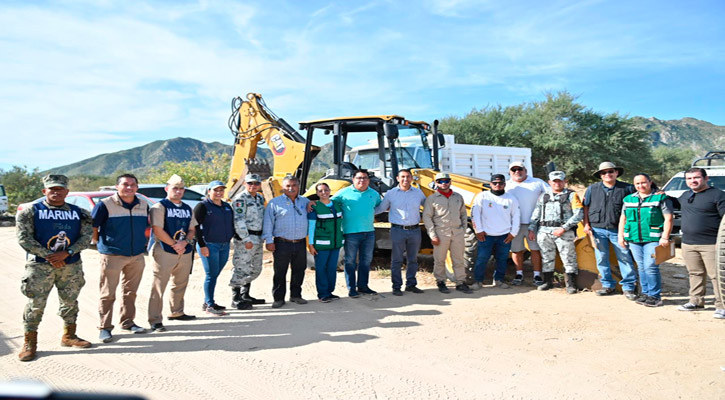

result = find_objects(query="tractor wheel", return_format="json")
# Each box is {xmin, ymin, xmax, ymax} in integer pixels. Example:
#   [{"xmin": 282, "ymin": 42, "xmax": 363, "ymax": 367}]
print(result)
[
  {"xmin": 717, "ymin": 216, "xmax": 725, "ymax": 299},
  {"xmin": 464, "ymin": 225, "xmax": 478, "ymax": 284}
]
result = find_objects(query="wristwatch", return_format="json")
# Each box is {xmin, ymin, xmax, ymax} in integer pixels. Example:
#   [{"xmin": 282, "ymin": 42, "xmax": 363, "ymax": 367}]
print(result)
[
  {"xmin": 186, "ymin": 238, "xmax": 196, "ymax": 246},
  {"xmin": 67, "ymin": 249, "xmax": 75, "ymax": 256}
]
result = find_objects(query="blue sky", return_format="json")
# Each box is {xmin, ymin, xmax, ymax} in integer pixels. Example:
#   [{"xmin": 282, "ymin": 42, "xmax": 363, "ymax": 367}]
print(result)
[{"xmin": 1, "ymin": 0, "xmax": 723, "ymax": 171}]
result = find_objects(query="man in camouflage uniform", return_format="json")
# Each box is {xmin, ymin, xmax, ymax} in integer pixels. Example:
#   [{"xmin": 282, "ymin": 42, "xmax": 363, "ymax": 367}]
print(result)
[
  {"xmin": 16, "ymin": 175, "xmax": 93, "ymax": 361},
  {"xmin": 528, "ymin": 171, "xmax": 584, "ymax": 294},
  {"xmin": 229, "ymin": 174, "xmax": 266, "ymax": 309}
]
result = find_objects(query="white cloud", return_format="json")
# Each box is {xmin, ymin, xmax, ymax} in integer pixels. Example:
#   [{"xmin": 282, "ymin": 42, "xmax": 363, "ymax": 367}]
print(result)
[{"xmin": 0, "ymin": 1, "xmax": 723, "ymax": 170}]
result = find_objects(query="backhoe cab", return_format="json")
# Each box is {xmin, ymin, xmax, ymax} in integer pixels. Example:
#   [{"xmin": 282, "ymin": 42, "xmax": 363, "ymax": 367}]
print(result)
[{"xmin": 298, "ymin": 116, "xmax": 445, "ymax": 198}]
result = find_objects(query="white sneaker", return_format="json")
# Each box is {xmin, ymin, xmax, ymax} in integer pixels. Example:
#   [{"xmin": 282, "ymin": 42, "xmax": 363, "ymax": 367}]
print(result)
[
  {"xmin": 470, "ymin": 282, "xmax": 483, "ymax": 291},
  {"xmin": 714, "ymin": 309, "xmax": 725, "ymax": 319},
  {"xmin": 494, "ymin": 280, "xmax": 510, "ymax": 289}
]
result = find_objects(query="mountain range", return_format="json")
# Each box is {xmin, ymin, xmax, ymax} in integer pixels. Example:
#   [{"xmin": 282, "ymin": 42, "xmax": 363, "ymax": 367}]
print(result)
[
  {"xmin": 635, "ymin": 116, "xmax": 725, "ymax": 152},
  {"xmin": 51, "ymin": 137, "xmax": 338, "ymax": 176},
  {"xmin": 51, "ymin": 117, "xmax": 723, "ymax": 177}
]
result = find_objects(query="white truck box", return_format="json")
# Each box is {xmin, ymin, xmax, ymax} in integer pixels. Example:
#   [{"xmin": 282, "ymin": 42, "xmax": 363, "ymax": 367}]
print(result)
[
  {"xmin": 439, "ymin": 135, "xmax": 532, "ymax": 179},
  {"xmin": 346, "ymin": 134, "xmax": 532, "ymax": 183}
]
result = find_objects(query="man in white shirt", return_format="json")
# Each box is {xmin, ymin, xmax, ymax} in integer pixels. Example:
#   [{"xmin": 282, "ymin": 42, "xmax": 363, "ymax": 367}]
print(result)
[
  {"xmin": 506, "ymin": 161, "xmax": 549, "ymax": 286},
  {"xmin": 471, "ymin": 174, "xmax": 520, "ymax": 290}
]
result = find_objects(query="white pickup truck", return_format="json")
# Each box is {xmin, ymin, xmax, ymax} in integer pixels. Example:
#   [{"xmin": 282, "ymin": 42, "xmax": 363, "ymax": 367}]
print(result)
[
  {"xmin": 663, "ymin": 151, "xmax": 725, "ymax": 239},
  {"xmin": 0, "ymin": 184, "xmax": 7, "ymax": 214},
  {"xmin": 346, "ymin": 134, "xmax": 531, "ymax": 182}
]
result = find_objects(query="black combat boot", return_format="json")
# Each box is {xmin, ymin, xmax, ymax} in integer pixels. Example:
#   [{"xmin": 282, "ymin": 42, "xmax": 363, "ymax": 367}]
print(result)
[
  {"xmin": 231, "ymin": 287, "xmax": 252, "ymax": 310},
  {"xmin": 241, "ymin": 283, "xmax": 266, "ymax": 305},
  {"xmin": 566, "ymin": 272, "xmax": 578, "ymax": 294},
  {"xmin": 537, "ymin": 272, "xmax": 555, "ymax": 291}
]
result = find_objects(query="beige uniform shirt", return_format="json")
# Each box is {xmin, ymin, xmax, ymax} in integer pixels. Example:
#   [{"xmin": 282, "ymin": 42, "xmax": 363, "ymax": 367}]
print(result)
[{"xmin": 422, "ymin": 191, "xmax": 467, "ymax": 240}]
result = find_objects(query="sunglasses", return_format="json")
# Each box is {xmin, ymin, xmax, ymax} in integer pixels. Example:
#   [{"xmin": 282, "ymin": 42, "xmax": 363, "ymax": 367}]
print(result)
[
  {"xmin": 491, "ymin": 181, "xmax": 505, "ymax": 186},
  {"xmin": 246, "ymin": 182, "xmax": 261, "ymax": 185},
  {"xmin": 687, "ymin": 192, "xmax": 696, "ymax": 204},
  {"xmin": 436, "ymin": 179, "xmax": 451, "ymax": 184},
  {"xmin": 510, "ymin": 167, "xmax": 524, "ymax": 172},
  {"xmin": 599, "ymin": 169, "xmax": 616, "ymax": 176}
]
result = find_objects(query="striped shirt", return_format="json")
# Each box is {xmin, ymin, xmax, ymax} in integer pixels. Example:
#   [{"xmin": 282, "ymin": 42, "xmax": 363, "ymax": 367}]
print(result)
[{"xmin": 262, "ymin": 194, "xmax": 310, "ymax": 243}]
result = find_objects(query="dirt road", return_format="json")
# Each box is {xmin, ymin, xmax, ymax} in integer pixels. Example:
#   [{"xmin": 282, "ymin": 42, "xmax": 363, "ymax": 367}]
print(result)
[{"xmin": 0, "ymin": 226, "xmax": 723, "ymax": 399}]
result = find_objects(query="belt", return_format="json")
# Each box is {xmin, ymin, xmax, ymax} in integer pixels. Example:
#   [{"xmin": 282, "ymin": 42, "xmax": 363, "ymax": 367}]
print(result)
[
  {"xmin": 248, "ymin": 229, "xmax": 262, "ymax": 236},
  {"xmin": 392, "ymin": 223, "xmax": 420, "ymax": 230},
  {"xmin": 540, "ymin": 221, "xmax": 564, "ymax": 227},
  {"xmin": 274, "ymin": 237, "xmax": 305, "ymax": 243}
]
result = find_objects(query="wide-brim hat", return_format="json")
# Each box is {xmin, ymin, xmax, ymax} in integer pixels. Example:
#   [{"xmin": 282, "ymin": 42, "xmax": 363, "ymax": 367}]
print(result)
[{"xmin": 593, "ymin": 162, "xmax": 624, "ymax": 178}]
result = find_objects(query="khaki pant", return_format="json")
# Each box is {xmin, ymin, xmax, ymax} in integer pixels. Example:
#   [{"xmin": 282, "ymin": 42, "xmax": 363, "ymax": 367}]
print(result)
[
  {"xmin": 433, "ymin": 227, "xmax": 466, "ymax": 284},
  {"xmin": 148, "ymin": 244, "xmax": 193, "ymax": 325},
  {"xmin": 682, "ymin": 243, "xmax": 724, "ymax": 309},
  {"xmin": 98, "ymin": 254, "xmax": 145, "ymax": 330}
]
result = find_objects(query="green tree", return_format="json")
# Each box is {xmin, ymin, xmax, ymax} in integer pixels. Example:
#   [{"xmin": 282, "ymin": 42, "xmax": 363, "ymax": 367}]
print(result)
[
  {"xmin": 68, "ymin": 175, "xmax": 116, "ymax": 192},
  {"xmin": 142, "ymin": 152, "xmax": 231, "ymax": 186},
  {"xmin": 439, "ymin": 92, "xmax": 656, "ymax": 184},
  {"xmin": 651, "ymin": 146, "xmax": 696, "ymax": 185},
  {"xmin": 0, "ymin": 166, "xmax": 45, "ymax": 212}
]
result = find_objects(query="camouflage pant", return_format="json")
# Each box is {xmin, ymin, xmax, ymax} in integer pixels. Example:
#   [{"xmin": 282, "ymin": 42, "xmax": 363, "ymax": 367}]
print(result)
[
  {"xmin": 229, "ymin": 238, "xmax": 263, "ymax": 287},
  {"xmin": 21, "ymin": 261, "xmax": 86, "ymax": 332},
  {"xmin": 537, "ymin": 229, "xmax": 578, "ymax": 273}
]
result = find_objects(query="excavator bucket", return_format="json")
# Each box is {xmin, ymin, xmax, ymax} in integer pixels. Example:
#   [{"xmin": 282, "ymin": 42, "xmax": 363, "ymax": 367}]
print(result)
[{"xmin": 555, "ymin": 225, "xmax": 624, "ymax": 291}]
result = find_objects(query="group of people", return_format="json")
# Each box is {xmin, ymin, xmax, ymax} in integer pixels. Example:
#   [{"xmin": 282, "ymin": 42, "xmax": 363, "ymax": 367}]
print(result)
[{"xmin": 15, "ymin": 159, "xmax": 725, "ymax": 362}]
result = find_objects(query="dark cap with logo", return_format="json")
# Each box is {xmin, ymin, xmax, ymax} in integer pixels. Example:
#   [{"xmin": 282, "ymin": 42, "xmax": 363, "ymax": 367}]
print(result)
[{"xmin": 490, "ymin": 174, "xmax": 506, "ymax": 183}]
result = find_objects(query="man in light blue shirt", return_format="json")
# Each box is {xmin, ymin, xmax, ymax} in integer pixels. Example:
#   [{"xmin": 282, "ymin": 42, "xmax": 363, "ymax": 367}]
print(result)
[
  {"xmin": 332, "ymin": 169, "xmax": 381, "ymax": 297},
  {"xmin": 263, "ymin": 176, "xmax": 310, "ymax": 309},
  {"xmin": 375, "ymin": 169, "xmax": 426, "ymax": 296}
]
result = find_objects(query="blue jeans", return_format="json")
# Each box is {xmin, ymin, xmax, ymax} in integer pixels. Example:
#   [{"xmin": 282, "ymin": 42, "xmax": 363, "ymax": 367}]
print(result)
[
  {"xmin": 390, "ymin": 226, "xmax": 422, "ymax": 290},
  {"xmin": 343, "ymin": 231, "xmax": 375, "ymax": 291},
  {"xmin": 474, "ymin": 234, "xmax": 511, "ymax": 282},
  {"xmin": 315, "ymin": 248, "xmax": 340, "ymax": 299},
  {"xmin": 197, "ymin": 242, "xmax": 230, "ymax": 306},
  {"xmin": 591, "ymin": 227, "xmax": 636, "ymax": 291},
  {"xmin": 629, "ymin": 242, "xmax": 661, "ymax": 299}
]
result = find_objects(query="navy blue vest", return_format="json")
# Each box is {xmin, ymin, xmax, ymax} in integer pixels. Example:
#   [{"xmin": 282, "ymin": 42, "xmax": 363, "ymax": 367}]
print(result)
[
  {"xmin": 160, "ymin": 199, "xmax": 193, "ymax": 254},
  {"xmin": 33, "ymin": 202, "xmax": 82, "ymax": 263},
  {"xmin": 586, "ymin": 181, "xmax": 634, "ymax": 229},
  {"xmin": 200, "ymin": 198, "xmax": 234, "ymax": 243}
]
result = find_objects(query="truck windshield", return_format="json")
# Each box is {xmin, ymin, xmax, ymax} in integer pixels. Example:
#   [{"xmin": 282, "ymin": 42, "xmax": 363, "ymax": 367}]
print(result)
[
  {"xmin": 664, "ymin": 176, "xmax": 725, "ymax": 191},
  {"xmin": 349, "ymin": 124, "xmax": 434, "ymax": 171},
  {"xmin": 393, "ymin": 125, "xmax": 433, "ymax": 169}
]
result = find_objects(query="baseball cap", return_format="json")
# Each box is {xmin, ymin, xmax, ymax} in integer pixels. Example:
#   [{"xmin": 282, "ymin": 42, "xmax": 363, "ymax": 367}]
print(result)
[
  {"xmin": 166, "ymin": 174, "xmax": 185, "ymax": 188},
  {"xmin": 490, "ymin": 174, "xmax": 506, "ymax": 182},
  {"xmin": 549, "ymin": 171, "xmax": 566, "ymax": 181},
  {"xmin": 42, "ymin": 174, "xmax": 68, "ymax": 189},
  {"xmin": 434, "ymin": 172, "xmax": 451, "ymax": 181},
  {"xmin": 509, "ymin": 161, "xmax": 525, "ymax": 170},
  {"xmin": 207, "ymin": 180, "xmax": 226, "ymax": 191},
  {"xmin": 245, "ymin": 173, "xmax": 261, "ymax": 183}
]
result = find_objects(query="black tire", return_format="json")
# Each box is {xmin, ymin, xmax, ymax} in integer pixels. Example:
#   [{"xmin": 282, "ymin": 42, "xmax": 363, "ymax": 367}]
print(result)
[
  {"xmin": 717, "ymin": 215, "xmax": 725, "ymax": 296},
  {"xmin": 464, "ymin": 225, "xmax": 478, "ymax": 284}
]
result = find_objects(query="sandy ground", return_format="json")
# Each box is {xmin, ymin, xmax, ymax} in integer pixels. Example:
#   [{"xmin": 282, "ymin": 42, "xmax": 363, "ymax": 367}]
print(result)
[{"xmin": 0, "ymin": 226, "xmax": 723, "ymax": 400}]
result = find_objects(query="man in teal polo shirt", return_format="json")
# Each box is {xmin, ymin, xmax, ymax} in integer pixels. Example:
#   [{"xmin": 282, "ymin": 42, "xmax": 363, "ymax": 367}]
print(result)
[{"xmin": 332, "ymin": 169, "xmax": 381, "ymax": 298}]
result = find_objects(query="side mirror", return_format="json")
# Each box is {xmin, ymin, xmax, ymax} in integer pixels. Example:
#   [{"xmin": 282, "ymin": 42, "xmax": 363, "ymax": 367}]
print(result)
[
  {"xmin": 383, "ymin": 123, "xmax": 399, "ymax": 140},
  {"xmin": 544, "ymin": 161, "xmax": 556, "ymax": 174},
  {"xmin": 437, "ymin": 133, "xmax": 445, "ymax": 147}
]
